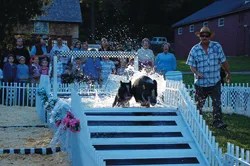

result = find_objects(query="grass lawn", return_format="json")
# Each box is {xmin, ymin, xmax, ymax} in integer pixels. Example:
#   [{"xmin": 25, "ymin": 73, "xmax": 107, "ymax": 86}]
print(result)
[
  {"xmin": 177, "ymin": 56, "xmax": 250, "ymax": 72},
  {"xmin": 203, "ymin": 113, "xmax": 250, "ymax": 152},
  {"xmin": 183, "ymin": 74, "xmax": 250, "ymax": 85}
]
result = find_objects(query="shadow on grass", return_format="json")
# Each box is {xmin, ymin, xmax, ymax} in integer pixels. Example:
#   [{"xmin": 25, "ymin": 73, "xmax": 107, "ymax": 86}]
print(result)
[{"xmin": 203, "ymin": 112, "xmax": 250, "ymax": 153}]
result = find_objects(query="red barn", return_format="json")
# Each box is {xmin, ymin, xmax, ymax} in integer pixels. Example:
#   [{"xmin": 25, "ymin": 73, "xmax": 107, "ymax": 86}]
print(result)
[{"xmin": 172, "ymin": 0, "xmax": 250, "ymax": 58}]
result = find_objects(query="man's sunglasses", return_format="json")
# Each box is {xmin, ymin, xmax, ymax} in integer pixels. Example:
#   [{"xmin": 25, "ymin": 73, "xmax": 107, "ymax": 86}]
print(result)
[{"xmin": 200, "ymin": 34, "xmax": 210, "ymax": 38}]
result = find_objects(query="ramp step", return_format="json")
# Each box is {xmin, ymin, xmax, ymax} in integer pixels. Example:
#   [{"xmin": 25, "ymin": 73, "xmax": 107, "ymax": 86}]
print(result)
[
  {"xmin": 91, "ymin": 132, "xmax": 183, "ymax": 138},
  {"xmin": 98, "ymin": 149, "xmax": 200, "ymax": 159},
  {"xmin": 94, "ymin": 143, "xmax": 191, "ymax": 150},
  {"xmin": 86, "ymin": 116, "xmax": 181, "ymax": 121},
  {"xmin": 105, "ymin": 157, "xmax": 199, "ymax": 165},
  {"xmin": 89, "ymin": 126, "xmax": 185, "ymax": 133},
  {"xmin": 92, "ymin": 137, "xmax": 193, "ymax": 145},
  {"xmin": 85, "ymin": 112, "xmax": 177, "ymax": 116},
  {"xmin": 88, "ymin": 120, "xmax": 176, "ymax": 126}
]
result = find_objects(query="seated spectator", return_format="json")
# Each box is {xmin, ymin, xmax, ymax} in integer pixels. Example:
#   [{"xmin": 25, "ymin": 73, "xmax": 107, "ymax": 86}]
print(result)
[
  {"xmin": 84, "ymin": 57, "xmax": 101, "ymax": 84},
  {"xmin": 29, "ymin": 56, "xmax": 41, "ymax": 83},
  {"xmin": 155, "ymin": 42, "xmax": 176, "ymax": 77},
  {"xmin": 16, "ymin": 56, "xmax": 29, "ymax": 83},
  {"xmin": 100, "ymin": 57, "xmax": 116, "ymax": 86},
  {"xmin": 3, "ymin": 54, "xmax": 17, "ymax": 83}
]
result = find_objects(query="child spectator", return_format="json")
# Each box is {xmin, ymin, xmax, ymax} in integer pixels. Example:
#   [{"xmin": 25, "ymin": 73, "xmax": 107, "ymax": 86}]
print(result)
[
  {"xmin": 61, "ymin": 65, "xmax": 74, "ymax": 84},
  {"xmin": 100, "ymin": 57, "xmax": 116, "ymax": 86},
  {"xmin": 29, "ymin": 56, "xmax": 41, "ymax": 83},
  {"xmin": 40, "ymin": 58, "xmax": 49, "ymax": 75},
  {"xmin": 3, "ymin": 54, "xmax": 17, "ymax": 83},
  {"xmin": 117, "ymin": 58, "xmax": 128, "ymax": 75},
  {"xmin": 72, "ymin": 57, "xmax": 84, "ymax": 82},
  {"xmin": 16, "ymin": 56, "xmax": 29, "ymax": 83}
]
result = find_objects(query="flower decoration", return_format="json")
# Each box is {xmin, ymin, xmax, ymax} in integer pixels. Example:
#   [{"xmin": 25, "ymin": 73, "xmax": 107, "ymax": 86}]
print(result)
[
  {"xmin": 45, "ymin": 98, "xmax": 58, "ymax": 111},
  {"xmin": 37, "ymin": 88, "xmax": 49, "ymax": 105},
  {"xmin": 62, "ymin": 111, "xmax": 81, "ymax": 132},
  {"xmin": 38, "ymin": 87, "xmax": 80, "ymax": 133}
]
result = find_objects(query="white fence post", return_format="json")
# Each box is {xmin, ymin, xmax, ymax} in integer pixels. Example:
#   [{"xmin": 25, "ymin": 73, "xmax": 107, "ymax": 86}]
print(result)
[{"xmin": 53, "ymin": 55, "xmax": 58, "ymax": 98}]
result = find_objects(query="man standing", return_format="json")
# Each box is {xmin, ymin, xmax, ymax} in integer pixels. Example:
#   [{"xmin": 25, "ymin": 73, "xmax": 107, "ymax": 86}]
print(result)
[
  {"xmin": 186, "ymin": 26, "xmax": 231, "ymax": 129},
  {"xmin": 12, "ymin": 37, "xmax": 30, "ymax": 65}
]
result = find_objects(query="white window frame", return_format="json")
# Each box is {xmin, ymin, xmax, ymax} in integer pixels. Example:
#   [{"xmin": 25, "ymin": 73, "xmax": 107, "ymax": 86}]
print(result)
[
  {"xmin": 218, "ymin": 18, "xmax": 224, "ymax": 27},
  {"xmin": 189, "ymin": 25, "xmax": 194, "ymax": 32},
  {"xmin": 203, "ymin": 21, "xmax": 208, "ymax": 27},
  {"xmin": 178, "ymin": 27, "xmax": 183, "ymax": 35}
]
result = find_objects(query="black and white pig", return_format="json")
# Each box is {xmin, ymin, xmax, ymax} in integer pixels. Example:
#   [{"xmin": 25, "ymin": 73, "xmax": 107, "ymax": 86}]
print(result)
[
  {"xmin": 112, "ymin": 81, "xmax": 133, "ymax": 107},
  {"xmin": 131, "ymin": 76, "xmax": 157, "ymax": 107}
]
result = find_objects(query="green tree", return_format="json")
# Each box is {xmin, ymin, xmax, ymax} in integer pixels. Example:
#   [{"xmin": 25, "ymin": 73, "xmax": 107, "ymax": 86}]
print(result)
[
  {"xmin": 0, "ymin": 0, "xmax": 50, "ymax": 48},
  {"xmin": 80, "ymin": 0, "xmax": 214, "ymax": 43}
]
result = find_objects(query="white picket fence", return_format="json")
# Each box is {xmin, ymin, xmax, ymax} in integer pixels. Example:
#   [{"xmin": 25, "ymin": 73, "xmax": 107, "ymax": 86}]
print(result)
[
  {"xmin": 225, "ymin": 143, "xmax": 250, "ymax": 166},
  {"xmin": 164, "ymin": 81, "xmax": 223, "ymax": 165},
  {"xmin": 186, "ymin": 83, "xmax": 250, "ymax": 117},
  {"xmin": 164, "ymin": 81, "xmax": 250, "ymax": 166},
  {"xmin": 1, "ymin": 82, "xmax": 249, "ymax": 114},
  {"xmin": 0, "ymin": 82, "xmax": 38, "ymax": 107}
]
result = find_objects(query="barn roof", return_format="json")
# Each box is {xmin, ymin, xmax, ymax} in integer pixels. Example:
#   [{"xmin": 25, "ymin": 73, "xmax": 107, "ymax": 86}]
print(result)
[
  {"xmin": 172, "ymin": 0, "xmax": 250, "ymax": 28},
  {"xmin": 35, "ymin": 0, "xmax": 82, "ymax": 23}
]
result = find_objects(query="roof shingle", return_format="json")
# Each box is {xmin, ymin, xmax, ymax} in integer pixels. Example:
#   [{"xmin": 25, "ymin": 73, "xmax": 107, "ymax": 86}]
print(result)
[
  {"xmin": 172, "ymin": 0, "xmax": 249, "ymax": 27},
  {"xmin": 36, "ymin": 0, "xmax": 82, "ymax": 23}
]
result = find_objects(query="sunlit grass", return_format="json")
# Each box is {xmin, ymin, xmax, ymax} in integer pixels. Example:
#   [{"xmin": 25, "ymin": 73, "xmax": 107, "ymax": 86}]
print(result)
[
  {"xmin": 183, "ymin": 74, "xmax": 250, "ymax": 85},
  {"xmin": 177, "ymin": 56, "xmax": 250, "ymax": 72},
  {"xmin": 203, "ymin": 113, "xmax": 250, "ymax": 152}
]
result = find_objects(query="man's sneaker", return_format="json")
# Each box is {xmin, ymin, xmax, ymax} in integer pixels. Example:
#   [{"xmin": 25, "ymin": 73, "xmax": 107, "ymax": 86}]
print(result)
[{"xmin": 213, "ymin": 121, "xmax": 228, "ymax": 129}]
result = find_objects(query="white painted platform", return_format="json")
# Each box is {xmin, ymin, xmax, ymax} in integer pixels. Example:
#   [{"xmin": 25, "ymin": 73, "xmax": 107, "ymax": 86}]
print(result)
[{"xmin": 84, "ymin": 107, "xmax": 208, "ymax": 166}]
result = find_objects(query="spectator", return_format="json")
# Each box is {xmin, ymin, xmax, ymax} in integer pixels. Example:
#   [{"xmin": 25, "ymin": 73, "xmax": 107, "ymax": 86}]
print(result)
[
  {"xmin": 29, "ymin": 56, "xmax": 41, "ymax": 83},
  {"xmin": 186, "ymin": 26, "xmax": 231, "ymax": 129},
  {"xmin": 50, "ymin": 37, "xmax": 70, "ymax": 71},
  {"xmin": 40, "ymin": 58, "xmax": 49, "ymax": 75},
  {"xmin": 30, "ymin": 36, "xmax": 49, "ymax": 63},
  {"xmin": 12, "ymin": 37, "xmax": 30, "ymax": 65},
  {"xmin": 81, "ymin": 41, "xmax": 89, "ymax": 51},
  {"xmin": 99, "ymin": 38, "xmax": 119, "ymax": 69},
  {"xmin": 3, "ymin": 54, "xmax": 17, "ymax": 83},
  {"xmin": 137, "ymin": 38, "xmax": 154, "ymax": 71},
  {"xmin": 61, "ymin": 65, "xmax": 74, "ymax": 84},
  {"xmin": 155, "ymin": 42, "xmax": 176, "ymax": 78},
  {"xmin": 99, "ymin": 38, "xmax": 112, "ymax": 51},
  {"xmin": 117, "ymin": 58, "xmax": 128, "ymax": 75},
  {"xmin": 84, "ymin": 56, "xmax": 101, "ymax": 84},
  {"xmin": 100, "ymin": 56, "xmax": 116, "ymax": 86},
  {"xmin": 72, "ymin": 57, "xmax": 84, "ymax": 82},
  {"xmin": 16, "ymin": 56, "xmax": 29, "ymax": 83},
  {"xmin": 72, "ymin": 41, "xmax": 82, "ymax": 51}
]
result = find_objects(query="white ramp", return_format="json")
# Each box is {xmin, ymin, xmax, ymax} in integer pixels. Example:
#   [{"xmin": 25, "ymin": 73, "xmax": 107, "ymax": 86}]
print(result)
[{"xmin": 84, "ymin": 107, "xmax": 208, "ymax": 166}]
